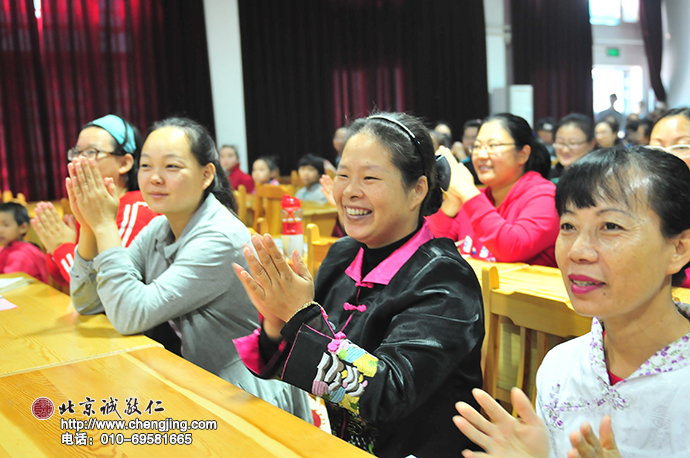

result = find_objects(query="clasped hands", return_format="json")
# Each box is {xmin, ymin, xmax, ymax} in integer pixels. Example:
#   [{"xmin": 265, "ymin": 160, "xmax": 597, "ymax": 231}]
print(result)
[
  {"xmin": 454, "ymin": 388, "xmax": 620, "ymax": 458},
  {"xmin": 233, "ymin": 234, "xmax": 314, "ymax": 340},
  {"xmin": 65, "ymin": 157, "xmax": 120, "ymax": 235},
  {"xmin": 31, "ymin": 202, "xmax": 77, "ymax": 254}
]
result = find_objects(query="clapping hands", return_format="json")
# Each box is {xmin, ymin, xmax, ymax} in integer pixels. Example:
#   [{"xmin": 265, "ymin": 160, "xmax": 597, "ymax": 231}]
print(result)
[
  {"xmin": 453, "ymin": 388, "xmax": 620, "ymax": 458},
  {"xmin": 233, "ymin": 234, "xmax": 315, "ymax": 339}
]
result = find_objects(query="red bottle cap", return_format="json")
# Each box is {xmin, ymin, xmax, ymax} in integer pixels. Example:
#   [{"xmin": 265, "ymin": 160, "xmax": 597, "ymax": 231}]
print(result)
[
  {"xmin": 281, "ymin": 194, "xmax": 303, "ymax": 235},
  {"xmin": 281, "ymin": 194, "xmax": 302, "ymax": 210}
]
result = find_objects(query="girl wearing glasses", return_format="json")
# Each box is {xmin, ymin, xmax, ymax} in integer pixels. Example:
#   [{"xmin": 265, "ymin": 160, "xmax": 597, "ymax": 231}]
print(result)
[
  {"xmin": 549, "ymin": 113, "xmax": 597, "ymax": 182},
  {"xmin": 31, "ymin": 115, "xmax": 157, "ymax": 288},
  {"xmin": 429, "ymin": 113, "xmax": 559, "ymax": 266},
  {"xmin": 233, "ymin": 113, "xmax": 484, "ymax": 457}
]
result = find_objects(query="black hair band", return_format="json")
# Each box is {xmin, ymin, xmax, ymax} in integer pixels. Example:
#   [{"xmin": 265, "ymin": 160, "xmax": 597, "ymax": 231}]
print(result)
[{"xmin": 368, "ymin": 115, "xmax": 423, "ymax": 157}]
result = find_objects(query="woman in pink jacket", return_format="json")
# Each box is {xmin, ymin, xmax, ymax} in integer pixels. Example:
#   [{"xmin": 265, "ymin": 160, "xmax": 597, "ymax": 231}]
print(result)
[{"xmin": 429, "ymin": 113, "xmax": 559, "ymax": 266}]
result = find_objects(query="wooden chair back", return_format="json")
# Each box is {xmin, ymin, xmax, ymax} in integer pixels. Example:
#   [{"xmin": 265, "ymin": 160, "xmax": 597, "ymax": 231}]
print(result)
[
  {"xmin": 305, "ymin": 223, "xmax": 338, "ymax": 278},
  {"xmin": 252, "ymin": 184, "xmax": 295, "ymax": 236},
  {"xmin": 481, "ymin": 266, "xmax": 592, "ymax": 409},
  {"xmin": 234, "ymin": 185, "xmax": 249, "ymax": 225},
  {"xmin": 2, "ymin": 190, "xmax": 26, "ymax": 204},
  {"xmin": 253, "ymin": 217, "xmax": 268, "ymax": 235}
]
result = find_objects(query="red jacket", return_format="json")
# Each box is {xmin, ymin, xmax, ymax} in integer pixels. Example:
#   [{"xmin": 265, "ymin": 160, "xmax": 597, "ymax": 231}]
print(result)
[
  {"xmin": 46, "ymin": 190, "xmax": 157, "ymax": 286},
  {"xmin": 228, "ymin": 164, "xmax": 255, "ymax": 193},
  {"xmin": 0, "ymin": 240, "xmax": 48, "ymax": 283},
  {"xmin": 427, "ymin": 171, "xmax": 559, "ymax": 267}
]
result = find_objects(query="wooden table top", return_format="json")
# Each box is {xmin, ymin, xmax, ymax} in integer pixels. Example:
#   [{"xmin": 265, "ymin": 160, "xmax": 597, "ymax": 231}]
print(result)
[
  {"xmin": 0, "ymin": 273, "xmax": 160, "ymax": 378},
  {"xmin": 0, "ymin": 347, "xmax": 372, "ymax": 457}
]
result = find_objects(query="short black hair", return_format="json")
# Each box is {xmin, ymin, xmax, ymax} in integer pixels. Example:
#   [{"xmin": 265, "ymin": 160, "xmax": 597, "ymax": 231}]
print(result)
[
  {"xmin": 297, "ymin": 154, "xmax": 325, "ymax": 176},
  {"xmin": 557, "ymin": 113, "xmax": 595, "ymax": 142},
  {"xmin": 0, "ymin": 202, "xmax": 29, "ymax": 226},
  {"xmin": 254, "ymin": 156, "xmax": 280, "ymax": 173},
  {"xmin": 463, "ymin": 119, "xmax": 482, "ymax": 133},
  {"xmin": 429, "ymin": 130, "xmax": 452, "ymax": 149},
  {"xmin": 556, "ymin": 146, "xmax": 690, "ymax": 286}
]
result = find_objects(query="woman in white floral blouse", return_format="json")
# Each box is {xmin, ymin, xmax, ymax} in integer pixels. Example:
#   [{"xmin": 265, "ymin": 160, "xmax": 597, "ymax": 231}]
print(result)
[{"xmin": 454, "ymin": 146, "xmax": 690, "ymax": 458}]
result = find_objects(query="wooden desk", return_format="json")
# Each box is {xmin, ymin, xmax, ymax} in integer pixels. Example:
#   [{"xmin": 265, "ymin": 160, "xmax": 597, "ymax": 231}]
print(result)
[
  {"xmin": 464, "ymin": 258, "xmax": 527, "ymax": 280},
  {"xmin": 301, "ymin": 202, "xmax": 338, "ymax": 237},
  {"xmin": 0, "ymin": 273, "xmax": 159, "ymax": 377},
  {"xmin": 0, "ymin": 347, "xmax": 371, "ymax": 457}
]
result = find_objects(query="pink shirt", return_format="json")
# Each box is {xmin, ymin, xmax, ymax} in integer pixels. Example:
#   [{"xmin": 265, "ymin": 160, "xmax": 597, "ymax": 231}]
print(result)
[
  {"xmin": 428, "ymin": 171, "xmax": 559, "ymax": 266},
  {"xmin": 0, "ymin": 240, "xmax": 48, "ymax": 283}
]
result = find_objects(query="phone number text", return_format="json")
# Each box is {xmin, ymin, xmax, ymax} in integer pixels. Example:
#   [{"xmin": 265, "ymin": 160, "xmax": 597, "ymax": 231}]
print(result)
[{"xmin": 99, "ymin": 432, "xmax": 193, "ymax": 445}]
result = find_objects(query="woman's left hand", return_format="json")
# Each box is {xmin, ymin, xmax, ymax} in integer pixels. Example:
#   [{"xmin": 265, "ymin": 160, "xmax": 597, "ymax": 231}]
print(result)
[
  {"xmin": 567, "ymin": 417, "xmax": 620, "ymax": 458},
  {"xmin": 234, "ymin": 234, "xmax": 315, "ymax": 326},
  {"xmin": 66, "ymin": 157, "xmax": 120, "ymax": 232},
  {"xmin": 437, "ymin": 146, "xmax": 480, "ymax": 204}
]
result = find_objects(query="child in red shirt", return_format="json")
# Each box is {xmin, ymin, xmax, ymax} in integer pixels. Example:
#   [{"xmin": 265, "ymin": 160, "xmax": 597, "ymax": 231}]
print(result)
[
  {"xmin": 220, "ymin": 144, "xmax": 254, "ymax": 193},
  {"xmin": 0, "ymin": 202, "xmax": 48, "ymax": 283}
]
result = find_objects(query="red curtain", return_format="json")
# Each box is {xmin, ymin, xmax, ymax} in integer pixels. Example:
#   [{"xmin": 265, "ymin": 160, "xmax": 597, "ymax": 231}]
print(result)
[
  {"xmin": 238, "ymin": 0, "xmax": 488, "ymax": 171},
  {"xmin": 639, "ymin": 0, "xmax": 666, "ymax": 103},
  {"xmin": 0, "ymin": 0, "xmax": 214, "ymax": 201},
  {"xmin": 511, "ymin": 0, "xmax": 594, "ymax": 120}
]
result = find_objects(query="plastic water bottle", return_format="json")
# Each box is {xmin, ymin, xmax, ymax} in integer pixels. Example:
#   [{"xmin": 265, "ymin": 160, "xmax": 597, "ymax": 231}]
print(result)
[{"xmin": 281, "ymin": 194, "xmax": 304, "ymax": 258}]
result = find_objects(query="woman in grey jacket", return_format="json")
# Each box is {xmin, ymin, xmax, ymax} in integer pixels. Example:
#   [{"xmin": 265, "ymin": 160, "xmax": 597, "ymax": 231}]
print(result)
[{"xmin": 68, "ymin": 117, "xmax": 311, "ymax": 421}]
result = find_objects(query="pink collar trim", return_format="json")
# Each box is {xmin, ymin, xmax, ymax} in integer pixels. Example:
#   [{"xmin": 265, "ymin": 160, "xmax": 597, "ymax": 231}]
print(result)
[{"xmin": 344, "ymin": 221, "xmax": 434, "ymax": 287}]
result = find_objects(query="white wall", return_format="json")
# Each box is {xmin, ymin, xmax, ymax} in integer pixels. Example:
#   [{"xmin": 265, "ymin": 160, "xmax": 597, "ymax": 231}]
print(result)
[
  {"xmin": 662, "ymin": 0, "xmax": 690, "ymax": 107},
  {"xmin": 203, "ymin": 0, "xmax": 249, "ymax": 171},
  {"xmin": 591, "ymin": 23, "xmax": 649, "ymax": 114},
  {"xmin": 484, "ymin": 0, "xmax": 510, "ymax": 114}
]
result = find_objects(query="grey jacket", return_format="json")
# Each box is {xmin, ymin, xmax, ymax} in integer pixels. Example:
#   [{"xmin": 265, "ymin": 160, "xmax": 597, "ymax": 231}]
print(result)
[{"xmin": 71, "ymin": 194, "xmax": 311, "ymax": 421}]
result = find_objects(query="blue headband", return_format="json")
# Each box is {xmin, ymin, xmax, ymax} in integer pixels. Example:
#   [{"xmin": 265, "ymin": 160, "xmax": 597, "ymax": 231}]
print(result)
[{"xmin": 89, "ymin": 115, "xmax": 136, "ymax": 155}]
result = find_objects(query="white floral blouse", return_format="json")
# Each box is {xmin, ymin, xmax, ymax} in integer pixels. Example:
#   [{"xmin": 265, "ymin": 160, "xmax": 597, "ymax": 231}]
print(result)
[{"xmin": 536, "ymin": 302, "xmax": 690, "ymax": 458}]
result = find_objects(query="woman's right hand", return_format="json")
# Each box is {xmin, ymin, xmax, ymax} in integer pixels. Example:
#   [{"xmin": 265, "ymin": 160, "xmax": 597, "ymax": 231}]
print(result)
[
  {"xmin": 233, "ymin": 234, "xmax": 315, "ymax": 339},
  {"xmin": 319, "ymin": 174, "xmax": 336, "ymax": 207},
  {"xmin": 453, "ymin": 388, "xmax": 550, "ymax": 458},
  {"xmin": 30, "ymin": 202, "xmax": 77, "ymax": 253}
]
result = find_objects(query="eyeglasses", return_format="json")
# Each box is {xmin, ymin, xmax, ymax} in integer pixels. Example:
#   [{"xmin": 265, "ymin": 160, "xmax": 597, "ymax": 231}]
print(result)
[
  {"xmin": 67, "ymin": 147, "xmax": 116, "ymax": 161},
  {"xmin": 553, "ymin": 140, "xmax": 588, "ymax": 149},
  {"xmin": 647, "ymin": 144, "xmax": 690, "ymax": 155},
  {"xmin": 470, "ymin": 143, "xmax": 515, "ymax": 155}
]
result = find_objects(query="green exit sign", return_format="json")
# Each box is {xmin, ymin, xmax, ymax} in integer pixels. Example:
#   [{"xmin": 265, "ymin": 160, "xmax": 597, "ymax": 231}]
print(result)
[{"xmin": 607, "ymin": 47, "xmax": 620, "ymax": 57}]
